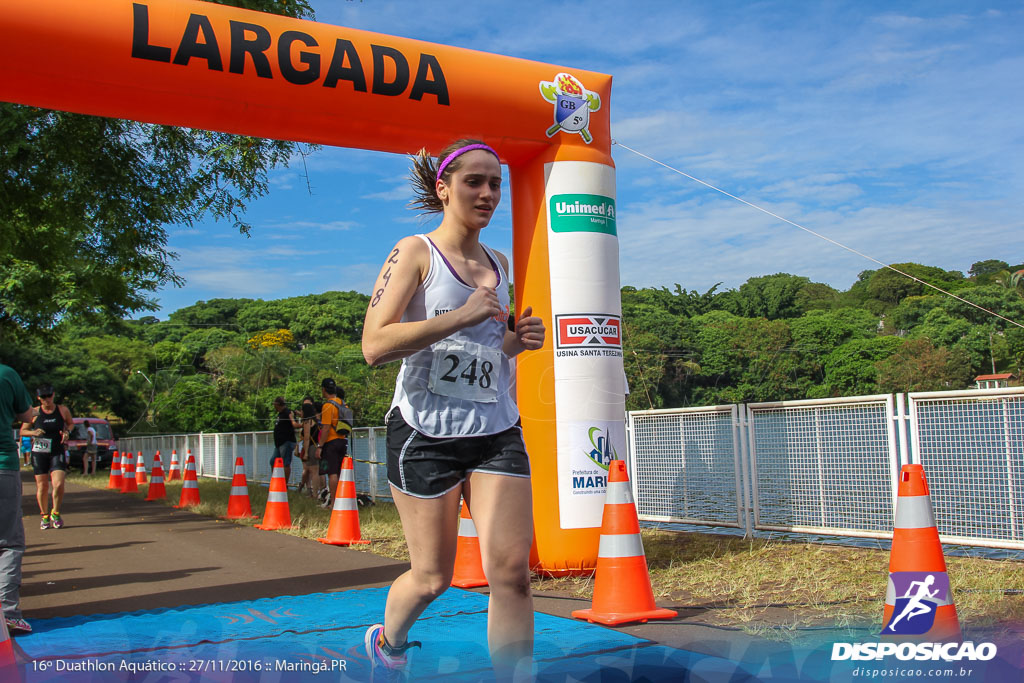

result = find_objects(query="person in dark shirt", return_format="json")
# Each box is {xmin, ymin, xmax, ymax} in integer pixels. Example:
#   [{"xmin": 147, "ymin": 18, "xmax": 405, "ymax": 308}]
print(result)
[
  {"xmin": 20, "ymin": 384, "xmax": 73, "ymax": 530},
  {"xmin": 271, "ymin": 397, "xmax": 300, "ymax": 484},
  {"xmin": 1, "ymin": 364, "xmax": 35, "ymax": 634}
]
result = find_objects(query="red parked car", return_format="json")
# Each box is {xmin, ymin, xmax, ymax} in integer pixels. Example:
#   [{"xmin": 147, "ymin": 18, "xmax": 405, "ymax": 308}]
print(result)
[{"xmin": 66, "ymin": 418, "xmax": 118, "ymax": 471}]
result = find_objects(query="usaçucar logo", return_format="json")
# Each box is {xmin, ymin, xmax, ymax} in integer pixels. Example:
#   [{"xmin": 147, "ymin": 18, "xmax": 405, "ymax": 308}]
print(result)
[
  {"xmin": 556, "ymin": 314, "xmax": 622, "ymax": 350},
  {"xmin": 585, "ymin": 427, "xmax": 617, "ymax": 469},
  {"xmin": 539, "ymin": 72, "xmax": 601, "ymax": 144}
]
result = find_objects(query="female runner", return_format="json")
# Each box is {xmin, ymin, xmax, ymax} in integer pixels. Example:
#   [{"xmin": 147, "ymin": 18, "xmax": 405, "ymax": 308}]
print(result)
[{"xmin": 361, "ymin": 138, "xmax": 544, "ymax": 680}]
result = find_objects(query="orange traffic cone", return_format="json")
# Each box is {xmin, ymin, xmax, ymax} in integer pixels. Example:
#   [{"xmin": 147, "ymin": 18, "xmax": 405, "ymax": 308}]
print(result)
[
  {"xmin": 106, "ymin": 450, "xmax": 122, "ymax": 489},
  {"xmin": 225, "ymin": 457, "xmax": 256, "ymax": 519},
  {"xmin": 451, "ymin": 499, "xmax": 487, "ymax": 587},
  {"xmin": 317, "ymin": 456, "xmax": 370, "ymax": 545},
  {"xmin": 0, "ymin": 608, "xmax": 19, "ymax": 683},
  {"xmin": 135, "ymin": 451, "xmax": 148, "ymax": 484},
  {"xmin": 120, "ymin": 453, "xmax": 139, "ymax": 494},
  {"xmin": 167, "ymin": 449, "xmax": 181, "ymax": 482},
  {"xmin": 145, "ymin": 452, "xmax": 166, "ymax": 501},
  {"xmin": 572, "ymin": 460, "xmax": 677, "ymax": 625},
  {"xmin": 175, "ymin": 454, "xmax": 201, "ymax": 508},
  {"xmin": 881, "ymin": 464, "xmax": 961, "ymax": 641},
  {"xmin": 255, "ymin": 457, "xmax": 292, "ymax": 530}
]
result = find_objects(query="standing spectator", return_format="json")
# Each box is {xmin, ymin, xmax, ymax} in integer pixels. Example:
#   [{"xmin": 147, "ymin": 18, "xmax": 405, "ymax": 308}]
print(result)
[
  {"xmin": 83, "ymin": 420, "xmax": 98, "ymax": 476},
  {"xmin": 19, "ymin": 434, "xmax": 32, "ymax": 467},
  {"xmin": 271, "ymin": 397, "xmax": 300, "ymax": 485},
  {"xmin": 318, "ymin": 379, "xmax": 353, "ymax": 508},
  {"xmin": 295, "ymin": 398, "xmax": 322, "ymax": 499},
  {"xmin": 1, "ymin": 363, "xmax": 35, "ymax": 634},
  {"xmin": 20, "ymin": 385, "xmax": 72, "ymax": 530}
]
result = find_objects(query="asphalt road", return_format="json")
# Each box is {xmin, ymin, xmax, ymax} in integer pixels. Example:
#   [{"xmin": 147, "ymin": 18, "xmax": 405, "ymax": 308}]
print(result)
[{"xmin": 16, "ymin": 471, "xmax": 782, "ymax": 664}]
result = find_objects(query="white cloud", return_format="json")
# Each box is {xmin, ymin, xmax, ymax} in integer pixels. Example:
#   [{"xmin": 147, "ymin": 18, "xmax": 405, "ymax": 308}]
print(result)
[
  {"xmin": 265, "ymin": 219, "xmax": 360, "ymax": 232},
  {"xmin": 362, "ymin": 183, "xmax": 410, "ymax": 201}
]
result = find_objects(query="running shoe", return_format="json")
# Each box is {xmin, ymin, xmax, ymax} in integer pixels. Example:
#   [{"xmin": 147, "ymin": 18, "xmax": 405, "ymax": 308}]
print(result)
[
  {"xmin": 364, "ymin": 624, "xmax": 419, "ymax": 681},
  {"xmin": 317, "ymin": 487, "xmax": 330, "ymax": 505},
  {"xmin": 50, "ymin": 511, "xmax": 64, "ymax": 529},
  {"xmin": 40, "ymin": 514, "xmax": 50, "ymax": 530},
  {"xmin": 5, "ymin": 617, "xmax": 32, "ymax": 634}
]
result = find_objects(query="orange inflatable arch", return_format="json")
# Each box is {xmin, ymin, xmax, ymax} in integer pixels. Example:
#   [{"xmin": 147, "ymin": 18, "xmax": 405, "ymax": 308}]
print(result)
[{"xmin": 1, "ymin": 0, "xmax": 626, "ymax": 575}]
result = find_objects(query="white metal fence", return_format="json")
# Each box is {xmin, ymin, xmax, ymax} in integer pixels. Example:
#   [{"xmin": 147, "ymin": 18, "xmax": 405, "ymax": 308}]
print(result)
[
  {"xmin": 629, "ymin": 388, "xmax": 1024, "ymax": 551},
  {"xmin": 117, "ymin": 388, "xmax": 1024, "ymax": 551},
  {"xmin": 117, "ymin": 427, "xmax": 389, "ymax": 498},
  {"xmin": 906, "ymin": 389, "xmax": 1024, "ymax": 550}
]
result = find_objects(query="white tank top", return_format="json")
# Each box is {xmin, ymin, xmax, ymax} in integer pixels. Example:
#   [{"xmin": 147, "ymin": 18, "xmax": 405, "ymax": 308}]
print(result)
[{"xmin": 390, "ymin": 235, "xmax": 518, "ymax": 437}]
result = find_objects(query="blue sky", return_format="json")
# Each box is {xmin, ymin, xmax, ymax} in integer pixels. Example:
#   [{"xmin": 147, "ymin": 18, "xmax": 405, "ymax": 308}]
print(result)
[{"xmin": 156, "ymin": 0, "xmax": 1024, "ymax": 316}]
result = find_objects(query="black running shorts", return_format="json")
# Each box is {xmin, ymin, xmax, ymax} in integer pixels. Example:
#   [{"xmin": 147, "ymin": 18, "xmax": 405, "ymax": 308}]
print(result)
[
  {"xmin": 385, "ymin": 407, "xmax": 531, "ymax": 499},
  {"xmin": 31, "ymin": 451, "xmax": 68, "ymax": 475},
  {"xmin": 320, "ymin": 438, "xmax": 346, "ymax": 477}
]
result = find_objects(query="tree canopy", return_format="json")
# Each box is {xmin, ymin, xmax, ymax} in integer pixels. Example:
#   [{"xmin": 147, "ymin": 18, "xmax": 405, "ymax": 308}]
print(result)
[
  {"xmin": 0, "ymin": 0, "xmax": 315, "ymax": 343},
  {"xmin": 3, "ymin": 257, "xmax": 1022, "ymax": 433}
]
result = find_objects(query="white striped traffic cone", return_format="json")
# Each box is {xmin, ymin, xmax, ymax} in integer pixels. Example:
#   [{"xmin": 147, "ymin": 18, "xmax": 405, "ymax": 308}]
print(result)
[
  {"xmin": 105, "ymin": 450, "xmax": 122, "ymax": 489},
  {"xmin": 167, "ymin": 449, "xmax": 181, "ymax": 482},
  {"xmin": 882, "ymin": 464, "xmax": 961, "ymax": 641},
  {"xmin": 255, "ymin": 458, "xmax": 292, "ymax": 530},
  {"xmin": 451, "ymin": 499, "xmax": 487, "ymax": 587},
  {"xmin": 572, "ymin": 459, "xmax": 677, "ymax": 625},
  {"xmin": 135, "ymin": 451, "xmax": 148, "ymax": 484},
  {"xmin": 316, "ymin": 456, "xmax": 369, "ymax": 545},
  {"xmin": 144, "ymin": 452, "xmax": 166, "ymax": 501},
  {"xmin": 225, "ymin": 457, "xmax": 256, "ymax": 519},
  {"xmin": 175, "ymin": 455, "xmax": 201, "ymax": 507}
]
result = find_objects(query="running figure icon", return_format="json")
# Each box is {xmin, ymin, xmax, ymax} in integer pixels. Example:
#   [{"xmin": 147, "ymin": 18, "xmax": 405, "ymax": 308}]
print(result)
[{"xmin": 886, "ymin": 574, "xmax": 940, "ymax": 631}]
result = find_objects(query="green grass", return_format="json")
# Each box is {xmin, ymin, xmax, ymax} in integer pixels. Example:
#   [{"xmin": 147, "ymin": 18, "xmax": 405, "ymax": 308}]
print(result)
[{"xmin": 65, "ymin": 470, "xmax": 1024, "ymax": 639}]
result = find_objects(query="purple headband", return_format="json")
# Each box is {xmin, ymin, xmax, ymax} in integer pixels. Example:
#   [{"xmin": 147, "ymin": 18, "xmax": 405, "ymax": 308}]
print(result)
[{"xmin": 436, "ymin": 143, "xmax": 498, "ymax": 181}]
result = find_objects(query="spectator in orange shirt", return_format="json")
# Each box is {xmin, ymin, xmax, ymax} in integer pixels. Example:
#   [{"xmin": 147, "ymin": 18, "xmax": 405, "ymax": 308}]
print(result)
[{"xmin": 318, "ymin": 378, "xmax": 353, "ymax": 508}]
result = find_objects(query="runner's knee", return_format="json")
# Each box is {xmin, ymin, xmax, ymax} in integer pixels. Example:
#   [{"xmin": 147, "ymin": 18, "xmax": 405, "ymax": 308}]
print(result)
[
  {"xmin": 482, "ymin": 554, "xmax": 531, "ymax": 597},
  {"xmin": 410, "ymin": 568, "xmax": 453, "ymax": 600}
]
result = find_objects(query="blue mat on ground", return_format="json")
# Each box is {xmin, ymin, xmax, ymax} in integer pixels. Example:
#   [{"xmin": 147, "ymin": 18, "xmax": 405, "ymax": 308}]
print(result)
[{"xmin": 15, "ymin": 587, "xmax": 753, "ymax": 682}]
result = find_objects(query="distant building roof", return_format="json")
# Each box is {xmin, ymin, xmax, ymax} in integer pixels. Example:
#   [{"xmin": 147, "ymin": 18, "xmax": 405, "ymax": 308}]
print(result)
[{"xmin": 974, "ymin": 373, "xmax": 1015, "ymax": 381}]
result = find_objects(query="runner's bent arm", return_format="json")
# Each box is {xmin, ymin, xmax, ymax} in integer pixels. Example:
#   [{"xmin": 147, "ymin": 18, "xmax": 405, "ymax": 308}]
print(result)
[
  {"xmin": 491, "ymin": 251, "xmax": 546, "ymax": 358},
  {"xmin": 20, "ymin": 408, "xmax": 40, "ymax": 436},
  {"xmin": 363, "ymin": 236, "xmax": 505, "ymax": 366},
  {"xmin": 60, "ymin": 405, "xmax": 74, "ymax": 443}
]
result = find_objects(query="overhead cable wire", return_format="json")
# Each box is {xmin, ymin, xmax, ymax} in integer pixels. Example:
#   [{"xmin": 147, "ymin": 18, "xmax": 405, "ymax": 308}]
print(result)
[{"xmin": 611, "ymin": 140, "xmax": 1024, "ymax": 331}]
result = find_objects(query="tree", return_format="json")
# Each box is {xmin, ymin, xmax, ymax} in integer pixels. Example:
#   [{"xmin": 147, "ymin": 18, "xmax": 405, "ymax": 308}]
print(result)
[
  {"xmin": 969, "ymin": 259, "xmax": 1010, "ymax": 284},
  {"xmin": 0, "ymin": 0, "xmax": 315, "ymax": 342},
  {"xmin": 994, "ymin": 269, "xmax": 1024, "ymax": 300},
  {"xmin": 692, "ymin": 311, "xmax": 809, "ymax": 404},
  {"xmin": 876, "ymin": 338, "xmax": 973, "ymax": 393},
  {"xmin": 167, "ymin": 298, "xmax": 256, "ymax": 330},
  {"xmin": 821, "ymin": 337, "xmax": 904, "ymax": 396},
  {"xmin": 864, "ymin": 263, "xmax": 966, "ymax": 309},
  {"xmin": 0, "ymin": 341, "xmax": 145, "ymax": 421},
  {"xmin": 794, "ymin": 282, "xmax": 841, "ymax": 313},
  {"xmin": 151, "ymin": 375, "xmax": 258, "ymax": 433},
  {"xmin": 289, "ymin": 292, "xmax": 370, "ymax": 345},
  {"xmin": 888, "ymin": 295, "xmax": 944, "ymax": 333},
  {"xmin": 721, "ymin": 273, "xmax": 811, "ymax": 320}
]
